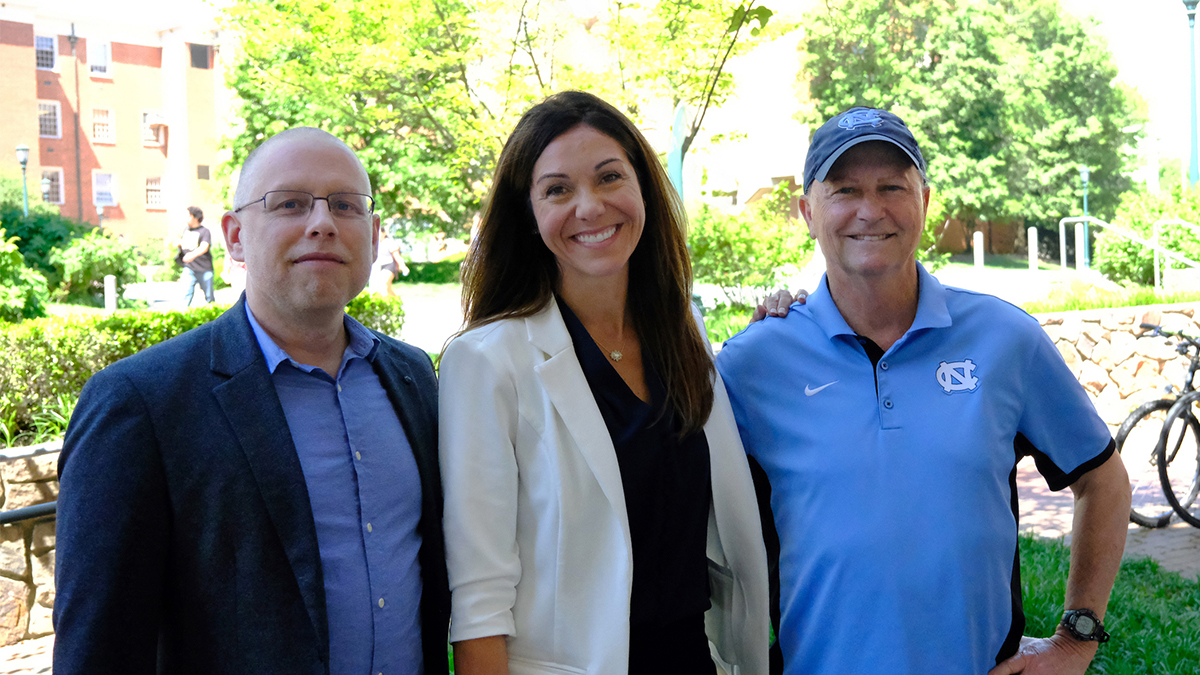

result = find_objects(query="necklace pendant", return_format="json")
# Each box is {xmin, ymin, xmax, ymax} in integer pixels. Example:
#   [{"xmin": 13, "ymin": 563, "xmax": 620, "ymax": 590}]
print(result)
[{"xmin": 609, "ymin": 350, "xmax": 623, "ymax": 362}]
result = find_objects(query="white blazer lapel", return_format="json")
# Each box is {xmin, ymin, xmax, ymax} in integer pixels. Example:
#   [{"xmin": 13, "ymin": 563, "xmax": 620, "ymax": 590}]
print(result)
[{"xmin": 526, "ymin": 302, "xmax": 630, "ymax": 525}]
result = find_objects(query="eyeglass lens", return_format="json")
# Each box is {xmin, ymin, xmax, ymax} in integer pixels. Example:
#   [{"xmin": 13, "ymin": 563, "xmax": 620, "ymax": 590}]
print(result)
[{"xmin": 263, "ymin": 191, "xmax": 373, "ymax": 218}]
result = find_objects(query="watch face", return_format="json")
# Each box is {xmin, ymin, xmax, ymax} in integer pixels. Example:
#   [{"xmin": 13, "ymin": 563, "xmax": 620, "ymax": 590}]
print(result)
[{"xmin": 1075, "ymin": 615, "xmax": 1096, "ymax": 634}]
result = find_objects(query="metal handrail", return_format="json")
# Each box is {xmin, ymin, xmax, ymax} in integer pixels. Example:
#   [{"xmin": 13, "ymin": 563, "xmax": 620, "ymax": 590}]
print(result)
[
  {"xmin": 0, "ymin": 501, "xmax": 56, "ymax": 526},
  {"xmin": 1058, "ymin": 216, "xmax": 1200, "ymax": 289},
  {"xmin": 1152, "ymin": 218, "xmax": 1200, "ymax": 289}
]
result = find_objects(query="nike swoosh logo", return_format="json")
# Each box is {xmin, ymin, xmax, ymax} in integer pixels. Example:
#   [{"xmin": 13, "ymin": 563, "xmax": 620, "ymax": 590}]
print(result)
[{"xmin": 804, "ymin": 381, "xmax": 838, "ymax": 396}]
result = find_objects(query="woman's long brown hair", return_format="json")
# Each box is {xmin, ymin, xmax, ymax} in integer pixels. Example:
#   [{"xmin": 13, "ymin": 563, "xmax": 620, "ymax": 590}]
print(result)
[{"xmin": 457, "ymin": 90, "xmax": 714, "ymax": 435}]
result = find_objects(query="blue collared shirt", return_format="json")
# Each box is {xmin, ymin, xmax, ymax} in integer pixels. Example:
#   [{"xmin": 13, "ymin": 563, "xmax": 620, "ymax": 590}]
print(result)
[
  {"xmin": 246, "ymin": 305, "xmax": 425, "ymax": 675},
  {"xmin": 716, "ymin": 264, "xmax": 1113, "ymax": 675}
]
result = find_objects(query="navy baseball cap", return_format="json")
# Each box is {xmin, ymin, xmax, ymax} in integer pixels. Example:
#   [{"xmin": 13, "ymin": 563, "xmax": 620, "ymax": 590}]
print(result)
[{"xmin": 803, "ymin": 107, "xmax": 926, "ymax": 192}]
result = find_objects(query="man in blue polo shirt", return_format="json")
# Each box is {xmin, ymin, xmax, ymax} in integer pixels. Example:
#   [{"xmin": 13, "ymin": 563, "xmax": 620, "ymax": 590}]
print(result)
[{"xmin": 717, "ymin": 107, "xmax": 1131, "ymax": 675}]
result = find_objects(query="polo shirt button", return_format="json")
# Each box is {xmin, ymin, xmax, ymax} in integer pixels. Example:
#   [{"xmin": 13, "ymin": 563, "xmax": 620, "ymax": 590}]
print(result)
[
  {"xmin": 355, "ymin": 451, "xmax": 362, "ymax": 460},
  {"xmin": 378, "ymin": 598, "xmax": 385, "ymax": 608},
  {"xmin": 367, "ymin": 523, "xmax": 373, "ymax": 533},
  {"xmin": 880, "ymin": 361, "xmax": 889, "ymax": 370},
  {"xmin": 883, "ymin": 399, "xmax": 893, "ymax": 409},
  {"xmin": 337, "ymin": 384, "xmax": 342, "ymax": 392}
]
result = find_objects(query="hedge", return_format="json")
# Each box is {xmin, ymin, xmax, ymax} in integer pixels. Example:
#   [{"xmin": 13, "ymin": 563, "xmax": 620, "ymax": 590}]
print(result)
[
  {"xmin": 0, "ymin": 293, "xmax": 403, "ymax": 443},
  {"xmin": 397, "ymin": 253, "xmax": 465, "ymax": 285}
]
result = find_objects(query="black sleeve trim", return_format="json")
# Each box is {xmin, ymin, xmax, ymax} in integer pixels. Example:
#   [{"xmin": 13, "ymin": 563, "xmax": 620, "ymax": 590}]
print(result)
[{"xmin": 1017, "ymin": 434, "xmax": 1116, "ymax": 493}]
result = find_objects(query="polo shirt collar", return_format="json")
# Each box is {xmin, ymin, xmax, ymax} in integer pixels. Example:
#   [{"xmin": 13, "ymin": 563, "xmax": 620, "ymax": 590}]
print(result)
[
  {"xmin": 245, "ymin": 302, "xmax": 380, "ymax": 374},
  {"xmin": 807, "ymin": 262, "xmax": 952, "ymax": 343}
]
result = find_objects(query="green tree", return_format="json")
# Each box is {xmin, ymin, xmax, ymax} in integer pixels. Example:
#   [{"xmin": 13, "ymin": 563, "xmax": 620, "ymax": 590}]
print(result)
[
  {"xmin": 798, "ymin": 0, "xmax": 1141, "ymax": 225},
  {"xmin": 222, "ymin": 0, "xmax": 498, "ymax": 237},
  {"xmin": 605, "ymin": 0, "xmax": 776, "ymax": 156},
  {"xmin": 221, "ymin": 1, "xmax": 782, "ymax": 237}
]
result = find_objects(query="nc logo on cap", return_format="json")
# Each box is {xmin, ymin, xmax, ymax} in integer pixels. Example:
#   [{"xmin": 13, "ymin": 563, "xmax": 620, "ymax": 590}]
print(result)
[{"xmin": 838, "ymin": 110, "xmax": 884, "ymax": 131}]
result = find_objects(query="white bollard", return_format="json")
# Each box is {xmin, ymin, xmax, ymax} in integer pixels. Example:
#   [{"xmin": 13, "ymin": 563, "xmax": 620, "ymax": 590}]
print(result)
[
  {"xmin": 1074, "ymin": 222, "xmax": 1086, "ymax": 271},
  {"xmin": 1028, "ymin": 227, "xmax": 1038, "ymax": 271},
  {"xmin": 973, "ymin": 231, "xmax": 985, "ymax": 268},
  {"xmin": 104, "ymin": 274, "xmax": 117, "ymax": 313}
]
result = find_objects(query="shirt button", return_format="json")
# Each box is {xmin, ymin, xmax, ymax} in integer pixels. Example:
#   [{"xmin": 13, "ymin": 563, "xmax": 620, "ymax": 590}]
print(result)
[
  {"xmin": 378, "ymin": 598, "xmax": 385, "ymax": 608},
  {"xmin": 883, "ymin": 399, "xmax": 894, "ymax": 409},
  {"xmin": 880, "ymin": 361, "xmax": 889, "ymax": 370},
  {"xmin": 355, "ymin": 451, "xmax": 362, "ymax": 461},
  {"xmin": 367, "ymin": 523, "xmax": 373, "ymax": 533},
  {"xmin": 337, "ymin": 384, "xmax": 343, "ymax": 392}
]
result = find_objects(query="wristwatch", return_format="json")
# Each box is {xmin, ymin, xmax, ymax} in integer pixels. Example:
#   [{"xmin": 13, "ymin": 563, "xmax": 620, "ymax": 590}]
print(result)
[{"xmin": 1060, "ymin": 608, "xmax": 1110, "ymax": 643}]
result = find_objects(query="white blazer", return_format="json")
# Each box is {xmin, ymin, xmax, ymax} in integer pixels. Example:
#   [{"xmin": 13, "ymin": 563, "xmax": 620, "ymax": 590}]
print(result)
[{"xmin": 439, "ymin": 300, "xmax": 769, "ymax": 675}]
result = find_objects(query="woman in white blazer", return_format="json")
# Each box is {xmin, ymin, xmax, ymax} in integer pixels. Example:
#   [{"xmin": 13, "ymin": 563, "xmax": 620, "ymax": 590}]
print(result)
[{"xmin": 440, "ymin": 91, "xmax": 769, "ymax": 675}]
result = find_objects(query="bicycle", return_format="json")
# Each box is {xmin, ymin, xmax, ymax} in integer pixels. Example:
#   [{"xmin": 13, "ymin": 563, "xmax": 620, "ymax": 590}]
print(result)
[{"xmin": 1114, "ymin": 323, "xmax": 1200, "ymax": 528}]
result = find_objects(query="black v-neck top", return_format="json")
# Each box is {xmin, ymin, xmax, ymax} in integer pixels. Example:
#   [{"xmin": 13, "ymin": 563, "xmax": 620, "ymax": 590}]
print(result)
[{"xmin": 557, "ymin": 298, "xmax": 715, "ymax": 673}]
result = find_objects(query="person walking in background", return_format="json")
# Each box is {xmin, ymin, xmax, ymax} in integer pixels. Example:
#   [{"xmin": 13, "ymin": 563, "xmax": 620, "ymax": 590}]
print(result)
[
  {"xmin": 380, "ymin": 237, "xmax": 410, "ymax": 297},
  {"xmin": 177, "ymin": 205, "xmax": 215, "ymax": 305},
  {"xmin": 717, "ymin": 107, "xmax": 1131, "ymax": 675},
  {"xmin": 439, "ymin": 90, "xmax": 769, "ymax": 675}
]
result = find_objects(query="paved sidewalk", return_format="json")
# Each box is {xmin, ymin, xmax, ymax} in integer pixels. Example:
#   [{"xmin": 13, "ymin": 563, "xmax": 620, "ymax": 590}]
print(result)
[{"xmin": 1017, "ymin": 456, "xmax": 1200, "ymax": 580}]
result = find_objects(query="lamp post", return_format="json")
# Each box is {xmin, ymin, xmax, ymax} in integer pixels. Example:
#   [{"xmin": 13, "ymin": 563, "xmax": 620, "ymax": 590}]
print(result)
[
  {"xmin": 97, "ymin": 204, "xmax": 105, "ymax": 232},
  {"xmin": 40, "ymin": 176, "xmax": 51, "ymax": 204},
  {"xmin": 1187, "ymin": 0, "xmax": 1200, "ymax": 185},
  {"xmin": 1080, "ymin": 166, "xmax": 1090, "ymax": 267},
  {"xmin": 15, "ymin": 144, "xmax": 30, "ymax": 217}
]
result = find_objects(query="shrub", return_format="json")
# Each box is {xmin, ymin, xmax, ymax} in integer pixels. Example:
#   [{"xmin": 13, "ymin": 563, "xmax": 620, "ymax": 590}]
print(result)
[
  {"xmin": 0, "ymin": 176, "xmax": 86, "ymax": 285},
  {"xmin": 398, "ymin": 252, "xmax": 466, "ymax": 285},
  {"xmin": 0, "ymin": 228, "xmax": 49, "ymax": 322},
  {"xmin": 0, "ymin": 295, "xmax": 404, "ymax": 446},
  {"xmin": 346, "ymin": 292, "xmax": 405, "ymax": 337},
  {"xmin": 50, "ymin": 230, "xmax": 141, "ymax": 306},
  {"xmin": 1093, "ymin": 185, "xmax": 1200, "ymax": 285},
  {"xmin": 689, "ymin": 185, "xmax": 814, "ymax": 306}
]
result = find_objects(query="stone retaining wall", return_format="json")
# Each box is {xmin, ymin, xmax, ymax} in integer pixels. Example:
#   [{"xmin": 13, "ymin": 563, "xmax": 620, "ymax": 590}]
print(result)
[
  {"xmin": 1039, "ymin": 303, "xmax": 1200, "ymax": 431},
  {"xmin": 0, "ymin": 302, "xmax": 1194, "ymax": 647},
  {"xmin": 0, "ymin": 442, "xmax": 59, "ymax": 645}
]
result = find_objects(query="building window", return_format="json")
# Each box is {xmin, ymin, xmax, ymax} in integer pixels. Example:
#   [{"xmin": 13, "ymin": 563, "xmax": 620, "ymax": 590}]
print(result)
[
  {"xmin": 90, "ymin": 40, "xmax": 112, "ymax": 77},
  {"xmin": 35, "ymin": 36, "xmax": 55, "ymax": 70},
  {"xmin": 38, "ymin": 101, "xmax": 61, "ymax": 138},
  {"xmin": 42, "ymin": 169, "xmax": 64, "ymax": 205},
  {"xmin": 145, "ymin": 177, "xmax": 163, "ymax": 208},
  {"xmin": 93, "ymin": 171, "xmax": 118, "ymax": 206},
  {"xmin": 197, "ymin": 165, "xmax": 210, "ymax": 180},
  {"xmin": 190, "ymin": 44, "xmax": 210, "ymax": 69},
  {"xmin": 93, "ymin": 109, "xmax": 115, "ymax": 143},
  {"xmin": 141, "ymin": 111, "xmax": 165, "ymax": 146}
]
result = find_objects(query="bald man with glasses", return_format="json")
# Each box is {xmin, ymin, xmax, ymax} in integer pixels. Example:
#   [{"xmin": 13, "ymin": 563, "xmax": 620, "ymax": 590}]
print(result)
[{"xmin": 54, "ymin": 128, "xmax": 449, "ymax": 675}]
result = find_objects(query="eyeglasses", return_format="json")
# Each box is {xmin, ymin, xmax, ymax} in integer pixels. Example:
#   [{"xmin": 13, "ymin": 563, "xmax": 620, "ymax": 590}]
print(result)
[{"xmin": 234, "ymin": 191, "xmax": 376, "ymax": 220}]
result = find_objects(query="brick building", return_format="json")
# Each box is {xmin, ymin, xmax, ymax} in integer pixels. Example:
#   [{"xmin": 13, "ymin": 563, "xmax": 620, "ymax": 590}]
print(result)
[{"xmin": 0, "ymin": 1, "xmax": 226, "ymax": 246}]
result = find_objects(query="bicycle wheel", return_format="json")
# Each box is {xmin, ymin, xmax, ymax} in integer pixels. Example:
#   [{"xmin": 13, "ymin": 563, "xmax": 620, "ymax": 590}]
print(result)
[
  {"xmin": 1116, "ymin": 399, "xmax": 1178, "ymax": 528},
  {"xmin": 1158, "ymin": 396, "xmax": 1200, "ymax": 527}
]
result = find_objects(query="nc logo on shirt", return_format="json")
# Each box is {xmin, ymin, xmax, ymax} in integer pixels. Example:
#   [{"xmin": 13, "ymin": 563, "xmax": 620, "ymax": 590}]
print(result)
[
  {"xmin": 839, "ymin": 110, "xmax": 884, "ymax": 130},
  {"xmin": 936, "ymin": 359, "xmax": 979, "ymax": 394}
]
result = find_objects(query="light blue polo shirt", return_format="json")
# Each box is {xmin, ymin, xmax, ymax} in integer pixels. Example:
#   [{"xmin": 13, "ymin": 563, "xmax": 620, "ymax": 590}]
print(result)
[{"xmin": 715, "ymin": 264, "xmax": 1113, "ymax": 675}]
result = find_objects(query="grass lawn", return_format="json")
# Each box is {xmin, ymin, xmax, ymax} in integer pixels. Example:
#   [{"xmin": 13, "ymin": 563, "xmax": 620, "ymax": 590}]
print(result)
[{"xmin": 1021, "ymin": 535, "xmax": 1200, "ymax": 673}]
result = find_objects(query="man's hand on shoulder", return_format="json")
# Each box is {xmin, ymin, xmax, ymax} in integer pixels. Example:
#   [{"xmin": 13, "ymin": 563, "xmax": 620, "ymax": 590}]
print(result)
[
  {"xmin": 750, "ymin": 289, "xmax": 809, "ymax": 324},
  {"xmin": 988, "ymin": 633, "xmax": 1098, "ymax": 675}
]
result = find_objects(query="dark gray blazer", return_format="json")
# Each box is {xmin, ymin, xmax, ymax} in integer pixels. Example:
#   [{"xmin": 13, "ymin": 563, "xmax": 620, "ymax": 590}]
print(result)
[{"xmin": 53, "ymin": 297, "xmax": 449, "ymax": 675}]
